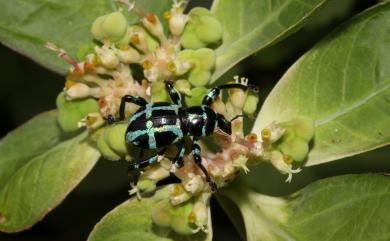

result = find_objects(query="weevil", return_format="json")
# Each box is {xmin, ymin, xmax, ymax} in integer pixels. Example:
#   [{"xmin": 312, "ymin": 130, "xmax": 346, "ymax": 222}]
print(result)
[{"xmin": 108, "ymin": 80, "xmax": 257, "ymax": 192}]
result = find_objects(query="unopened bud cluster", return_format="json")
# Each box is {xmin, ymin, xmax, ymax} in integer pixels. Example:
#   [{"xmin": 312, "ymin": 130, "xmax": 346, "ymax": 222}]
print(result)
[{"xmin": 49, "ymin": 0, "xmax": 314, "ymax": 237}]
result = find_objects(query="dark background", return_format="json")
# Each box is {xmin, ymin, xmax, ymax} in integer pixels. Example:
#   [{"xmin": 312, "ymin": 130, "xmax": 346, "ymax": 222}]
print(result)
[{"xmin": 0, "ymin": 1, "xmax": 389, "ymax": 241}]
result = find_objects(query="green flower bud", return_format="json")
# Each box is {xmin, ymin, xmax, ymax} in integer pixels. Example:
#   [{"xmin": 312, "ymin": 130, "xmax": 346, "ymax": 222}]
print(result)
[
  {"xmin": 152, "ymin": 198, "xmax": 195, "ymax": 235},
  {"xmin": 137, "ymin": 178, "xmax": 157, "ymax": 193},
  {"xmin": 104, "ymin": 123, "xmax": 128, "ymax": 156},
  {"xmin": 77, "ymin": 43, "xmax": 96, "ymax": 61},
  {"xmin": 181, "ymin": 26, "xmax": 206, "ymax": 49},
  {"xmin": 290, "ymin": 117, "xmax": 315, "ymax": 142},
  {"xmin": 189, "ymin": 7, "xmax": 211, "ymax": 16},
  {"xmin": 96, "ymin": 128, "xmax": 121, "ymax": 161},
  {"xmin": 181, "ymin": 7, "xmax": 222, "ymax": 49},
  {"xmin": 243, "ymin": 92, "xmax": 259, "ymax": 115},
  {"xmin": 171, "ymin": 201, "xmax": 195, "ymax": 235},
  {"xmin": 129, "ymin": 25, "xmax": 159, "ymax": 53},
  {"xmin": 56, "ymin": 92, "xmax": 99, "ymax": 132},
  {"xmin": 91, "ymin": 12, "xmax": 129, "ymax": 43},
  {"xmin": 152, "ymin": 199, "xmax": 172, "ymax": 227},
  {"xmin": 278, "ymin": 137, "xmax": 309, "ymax": 162},
  {"xmin": 193, "ymin": 48, "xmax": 215, "ymax": 70},
  {"xmin": 174, "ymin": 79, "xmax": 192, "ymax": 96},
  {"xmin": 185, "ymin": 87, "xmax": 208, "ymax": 107},
  {"xmin": 188, "ymin": 69, "xmax": 210, "ymax": 87},
  {"xmin": 115, "ymin": 47, "xmax": 140, "ymax": 63},
  {"xmin": 151, "ymin": 81, "xmax": 169, "ymax": 102},
  {"xmin": 195, "ymin": 16, "xmax": 222, "ymax": 43},
  {"xmin": 177, "ymin": 48, "xmax": 215, "ymax": 86}
]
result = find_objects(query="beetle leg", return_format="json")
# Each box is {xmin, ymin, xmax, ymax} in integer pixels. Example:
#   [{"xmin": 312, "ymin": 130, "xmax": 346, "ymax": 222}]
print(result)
[
  {"xmin": 202, "ymin": 83, "xmax": 258, "ymax": 106},
  {"xmin": 128, "ymin": 148, "xmax": 167, "ymax": 173},
  {"xmin": 191, "ymin": 138, "xmax": 217, "ymax": 192},
  {"xmin": 108, "ymin": 95, "xmax": 148, "ymax": 124},
  {"xmin": 165, "ymin": 80, "xmax": 182, "ymax": 106},
  {"xmin": 173, "ymin": 140, "xmax": 185, "ymax": 168}
]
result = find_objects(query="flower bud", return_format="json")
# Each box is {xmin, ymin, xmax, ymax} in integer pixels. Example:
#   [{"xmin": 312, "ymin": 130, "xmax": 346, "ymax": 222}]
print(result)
[
  {"xmin": 183, "ymin": 174, "xmax": 205, "ymax": 194},
  {"xmin": 171, "ymin": 202, "xmax": 196, "ymax": 235},
  {"xmin": 142, "ymin": 13, "xmax": 165, "ymax": 41},
  {"xmin": 278, "ymin": 137, "xmax": 309, "ymax": 162},
  {"xmin": 65, "ymin": 83, "xmax": 91, "ymax": 100},
  {"xmin": 193, "ymin": 48, "xmax": 215, "ymax": 70},
  {"xmin": 152, "ymin": 198, "xmax": 196, "ymax": 235},
  {"xmin": 152, "ymin": 199, "xmax": 172, "ymax": 227},
  {"xmin": 169, "ymin": 13, "xmax": 188, "ymax": 36},
  {"xmin": 184, "ymin": 87, "xmax": 208, "ymax": 107},
  {"xmin": 137, "ymin": 178, "xmax": 157, "ymax": 193},
  {"xmin": 77, "ymin": 43, "xmax": 96, "ymax": 61},
  {"xmin": 289, "ymin": 116, "xmax": 315, "ymax": 142},
  {"xmin": 189, "ymin": 201, "xmax": 208, "ymax": 229},
  {"xmin": 78, "ymin": 112, "xmax": 105, "ymax": 130},
  {"xmin": 115, "ymin": 47, "xmax": 140, "ymax": 63},
  {"xmin": 181, "ymin": 26, "xmax": 206, "ymax": 49},
  {"xmin": 96, "ymin": 46, "xmax": 119, "ymax": 69},
  {"xmin": 170, "ymin": 184, "xmax": 192, "ymax": 205},
  {"xmin": 195, "ymin": 15, "xmax": 222, "ymax": 43},
  {"xmin": 174, "ymin": 79, "xmax": 192, "ymax": 95},
  {"xmin": 181, "ymin": 7, "xmax": 222, "ymax": 49},
  {"xmin": 243, "ymin": 92, "xmax": 259, "ymax": 115},
  {"xmin": 229, "ymin": 88, "xmax": 247, "ymax": 109},
  {"xmin": 104, "ymin": 123, "xmax": 128, "ymax": 156},
  {"xmin": 56, "ymin": 92, "xmax": 99, "ymax": 132},
  {"xmin": 91, "ymin": 12, "xmax": 129, "ymax": 43},
  {"xmin": 151, "ymin": 81, "xmax": 169, "ymax": 102},
  {"xmin": 96, "ymin": 128, "xmax": 121, "ymax": 161},
  {"xmin": 188, "ymin": 69, "xmax": 210, "ymax": 87}
]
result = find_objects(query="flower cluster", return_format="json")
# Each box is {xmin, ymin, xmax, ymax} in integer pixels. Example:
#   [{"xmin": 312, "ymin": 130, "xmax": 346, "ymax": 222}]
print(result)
[{"xmin": 48, "ymin": 0, "xmax": 314, "ymax": 236}]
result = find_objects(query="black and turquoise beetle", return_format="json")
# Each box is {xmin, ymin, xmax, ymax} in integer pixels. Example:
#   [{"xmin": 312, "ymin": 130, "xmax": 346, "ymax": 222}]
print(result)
[{"xmin": 107, "ymin": 80, "xmax": 256, "ymax": 192}]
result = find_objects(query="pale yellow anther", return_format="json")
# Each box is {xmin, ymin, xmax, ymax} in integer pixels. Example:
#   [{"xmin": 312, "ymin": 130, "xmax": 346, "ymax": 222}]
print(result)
[
  {"xmin": 173, "ymin": 184, "xmax": 184, "ymax": 195},
  {"xmin": 167, "ymin": 61, "xmax": 176, "ymax": 72},
  {"xmin": 131, "ymin": 34, "xmax": 141, "ymax": 45},
  {"xmin": 188, "ymin": 211, "xmax": 197, "ymax": 223},
  {"xmin": 261, "ymin": 128, "xmax": 272, "ymax": 140},
  {"xmin": 163, "ymin": 11, "xmax": 172, "ymax": 20},
  {"xmin": 118, "ymin": 43, "xmax": 129, "ymax": 50},
  {"xmin": 143, "ymin": 60, "xmax": 153, "ymax": 70},
  {"xmin": 92, "ymin": 54, "xmax": 102, "ymax": 66},
  {"xmin": 65, "ymin": 78, "xmax": 75, "ymax": 89},
  {"xmin": 283, "ymin": 154, "xmax": 293, "ymax": 165},
  {"xmin": 86, "ymin": 115, "xmax": 98, "ymax": 126}
]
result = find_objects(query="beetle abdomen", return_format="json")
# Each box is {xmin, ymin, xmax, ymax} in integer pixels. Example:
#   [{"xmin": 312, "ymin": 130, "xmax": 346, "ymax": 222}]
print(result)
[{"xmin": 125, "ymin": 103, "xmax": 183, "ymax": 149}]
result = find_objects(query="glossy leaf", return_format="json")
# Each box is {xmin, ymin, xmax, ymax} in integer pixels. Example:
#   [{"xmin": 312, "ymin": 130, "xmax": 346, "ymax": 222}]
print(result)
[
  {"xmin": 88, "ymin": 186, "xmax": 212, "ymax": 241},
  {"xmin": 210, "ymin": 0, "xmax": 327, "ymax": 82},
  {"xmin": 221, "ymin": 174, "xmax": 390, "ymax": 241},
  {"xmin": 0, "ymin": 128, "xmax": 100, "ymax": 232},
  {"xmin": 253, "ymin": 2, "xmax": 390, "ymax": 165},
  {"xmin": 0, "ymin": 111, "xmax": 62, "ymax": 191},
  {"xmin": 0, "ymin": 0, "xmax": 172, "ymax": 75}
]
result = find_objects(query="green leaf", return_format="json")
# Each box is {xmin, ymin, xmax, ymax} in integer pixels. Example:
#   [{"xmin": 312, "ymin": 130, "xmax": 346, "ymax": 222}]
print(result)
[
  {"xmin": 0, "ymin": 0, "xmax": 173, "ymax": 75},
  {"xmin": 253, "ymin": 2, "xmax": 390, "ymax": 166},
  {"xmin": 88, "ymin": 186, "xmax": 212, "ymax": 241},
  {"xmin": 210, "ymin": 0, "xmax": 327, "ymax": 82},
  {"xmin": 0, "ymin": 122, "xmax": 100, "ymax": 232},
  {"xmin": 220, "ymin": 174, "xmax": 390, "ymax": 241},
  {"xmin": 0, "ymin": 111, "xmax": 62, "ymax": 190}
]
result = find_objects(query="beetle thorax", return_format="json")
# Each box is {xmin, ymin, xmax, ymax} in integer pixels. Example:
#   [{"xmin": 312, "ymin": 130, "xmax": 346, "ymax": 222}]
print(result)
[{"xmin": 180, "ymin": 105, "xmax": 217, "ymax": 137}]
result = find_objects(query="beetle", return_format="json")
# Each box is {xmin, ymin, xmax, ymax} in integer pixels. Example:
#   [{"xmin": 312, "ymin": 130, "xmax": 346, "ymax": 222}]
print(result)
[{"xmin": 107, "ymin": 80, "xmax": 256, "ymax": 192}]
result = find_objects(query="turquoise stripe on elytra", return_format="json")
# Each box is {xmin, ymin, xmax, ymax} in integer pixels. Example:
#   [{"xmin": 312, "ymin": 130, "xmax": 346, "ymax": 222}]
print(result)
[{"xmin": 128, "ymin": 104, "xmax": 180, "ymax": 123}]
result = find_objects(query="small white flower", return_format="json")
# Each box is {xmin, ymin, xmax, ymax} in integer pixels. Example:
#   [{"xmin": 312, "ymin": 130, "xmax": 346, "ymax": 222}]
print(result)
[{"xmin": 270, "ymin": 151, "xmax": 301, "ymax": 183}]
